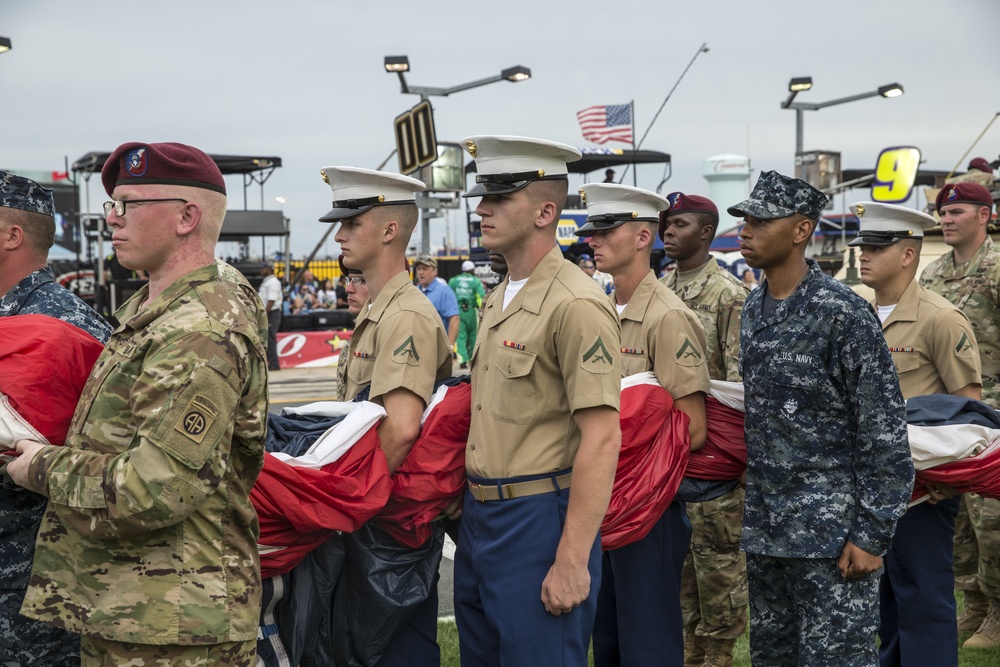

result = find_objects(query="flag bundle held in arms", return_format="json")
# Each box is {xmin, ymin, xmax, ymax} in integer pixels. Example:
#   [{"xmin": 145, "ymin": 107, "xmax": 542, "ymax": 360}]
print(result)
[{"xmin": 577, "ymin": 103, "xmax": 634, "ymax": 144}]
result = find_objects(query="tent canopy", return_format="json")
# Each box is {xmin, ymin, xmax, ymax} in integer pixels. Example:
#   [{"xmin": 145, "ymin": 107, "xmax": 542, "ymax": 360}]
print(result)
[{"xmin": 71, "ymin": 152, "xmax": 282, "ymax": 175}]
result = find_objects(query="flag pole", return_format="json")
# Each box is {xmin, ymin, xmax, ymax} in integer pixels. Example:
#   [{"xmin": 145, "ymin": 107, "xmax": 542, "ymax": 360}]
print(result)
[
  {"xmin": 631, "ymin": 100, "xmax": 637, "ymax": 186},
  {"xmin": 619, "ymin": 42, "xmax": 709, "ymax": 184}
]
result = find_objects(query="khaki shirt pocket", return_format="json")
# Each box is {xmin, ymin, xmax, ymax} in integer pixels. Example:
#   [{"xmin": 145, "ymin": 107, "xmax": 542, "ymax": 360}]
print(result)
[
  {"xmin": 891, "ymin": 350, "xmax": 920, "ymax": 376},
  {"xmin": 490, "ymin": 347, "xmax": 537, "ymax": 424},
  {"xmin": 347, "ymin": 354, "xmax": 375, "ymax": 388}
]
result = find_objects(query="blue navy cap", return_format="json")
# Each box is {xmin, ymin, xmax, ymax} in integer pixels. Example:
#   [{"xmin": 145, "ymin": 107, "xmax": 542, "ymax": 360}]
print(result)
[
  {"xmin": 727, "ymin": 170, "xmax": 828, "ymax": 221},
  {"xmin": 0, "ymin": 171, "xmax": 55, "ymax": 217}
]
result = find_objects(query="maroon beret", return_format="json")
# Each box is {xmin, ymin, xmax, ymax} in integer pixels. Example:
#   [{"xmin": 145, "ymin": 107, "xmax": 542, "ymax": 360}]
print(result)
[
  {"xmin": 658, "ymin": 192, "xmax": 718, "ymax": 239},
  {"xmin": 968, "ymin": 157, "xmax": 994, "ymax": 174},
  {"xmin": 936, "ymin": 182, "xmax": 994, "ymax": 213},
  {"xmin": 101, "ymin": 142, "xmax": 226, "ymax": 196}
]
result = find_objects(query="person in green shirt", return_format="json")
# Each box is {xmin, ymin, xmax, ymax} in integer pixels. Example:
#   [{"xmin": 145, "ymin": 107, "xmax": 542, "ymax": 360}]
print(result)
[{"xmin": 449, "ymin": 260, "xmax": 485, "ymax": 369}]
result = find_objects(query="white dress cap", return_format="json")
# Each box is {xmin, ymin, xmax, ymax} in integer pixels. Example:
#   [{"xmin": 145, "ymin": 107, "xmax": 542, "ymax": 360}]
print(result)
[
  {"xmin": 318, "ymin": 166, "xmax": 425, "ymax": 222},
  {"xmin": 575, "ymin": 183, "xmax": 669, "ymax": 236},
  {"xmin": 847, "ymin": 201, "xmax": 937, "ymax": 247},
  {"xmin": 461, "ymin": 135, "xmax": 582, "ymax": 197}
]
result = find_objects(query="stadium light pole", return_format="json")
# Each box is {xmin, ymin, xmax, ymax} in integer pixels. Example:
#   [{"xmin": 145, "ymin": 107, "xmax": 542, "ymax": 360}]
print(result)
[
  {"xmin": 781, "ymin": 78, "xmax": 904, "ymax": 155},
  {"xmin": 781, "ymin": 78, "xmax": 904, "ymax": 286},
  {"xmin": 384, "ymin": 56, "xmax": 531, "ymax": 100},
  {"xmin": 383, "ymin": 56, "xmax": 532, "ymax": 254}
]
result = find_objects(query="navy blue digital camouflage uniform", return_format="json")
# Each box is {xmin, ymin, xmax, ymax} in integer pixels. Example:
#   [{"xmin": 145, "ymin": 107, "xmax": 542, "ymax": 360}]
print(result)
[
  {"xmin": 740, "ymin": 260, "xmax": 914, "ymax": 667},
  {"xmin": 0, "ymin": 170, "xmax": 112, "ymax": 666}
]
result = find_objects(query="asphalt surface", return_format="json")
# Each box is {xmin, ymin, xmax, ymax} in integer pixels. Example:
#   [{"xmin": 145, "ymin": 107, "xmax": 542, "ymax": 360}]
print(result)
[{"xmin": 266, "ymin": 364, "xmax": 458, "ymax": 618}]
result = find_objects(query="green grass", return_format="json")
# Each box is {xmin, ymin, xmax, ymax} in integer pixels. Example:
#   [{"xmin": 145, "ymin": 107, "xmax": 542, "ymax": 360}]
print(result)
[{"xmin": 436, "ymin": 592, "xmax": 1000, "ymax": 666}]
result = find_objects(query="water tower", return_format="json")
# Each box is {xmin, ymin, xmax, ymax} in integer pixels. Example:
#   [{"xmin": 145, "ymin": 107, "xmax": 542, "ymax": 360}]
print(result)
[{"xmin": 703, "ymin": 154, "xmax": 751, "ymax": 233}]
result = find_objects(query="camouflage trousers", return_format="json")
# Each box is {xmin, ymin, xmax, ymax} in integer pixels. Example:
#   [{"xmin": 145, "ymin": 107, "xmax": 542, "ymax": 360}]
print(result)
[
  {"xmin": 953, "ymin": 493, "xmax": 1000, "ymax": 598},
  {"xmin": 79, "ymin": 636, "xmax": 256, "ymax": 667},
  {"xmin": 747, "ymin": 553, "xmax": 880, "ymax": 667},
  {"xmin": 680, "ymin": 486, "xmax": 748, "ymax": 640}
]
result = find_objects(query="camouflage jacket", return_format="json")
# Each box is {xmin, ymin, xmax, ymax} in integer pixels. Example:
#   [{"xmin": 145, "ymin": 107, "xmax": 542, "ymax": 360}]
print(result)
[
  {"xmin": 920, "ymin": 236, "xmax": 1000, "ymax": 408},
  {"xmin": 0, "ymin": 267, "xmax": 112, "ymax": 343},
  {"xmin": 20, "ymin": 260, "xmax": 268, "ymax": 645},
  {"xmin": 740, "ymin": 260, "xmax": 913, "ymax": 558},
  {"xmin": 661, "ymin": 259, "xmax": 749, "ymax": 382}
]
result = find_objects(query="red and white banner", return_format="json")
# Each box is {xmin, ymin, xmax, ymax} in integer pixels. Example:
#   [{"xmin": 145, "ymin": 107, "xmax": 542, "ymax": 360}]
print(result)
[{"xmin": 276, "ymin": 330, "xmax": 353, "ymax": 368}]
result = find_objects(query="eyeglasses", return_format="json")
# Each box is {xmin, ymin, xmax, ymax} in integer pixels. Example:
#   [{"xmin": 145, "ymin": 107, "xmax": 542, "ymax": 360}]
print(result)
[
  {"xmin": 582, "ymin": 264, "xmax": 595, "ymax": 269},
  {"xmin": 103, "ymin": 198, "xmax": 188, "ymax": 218},
  {"xmin": 346, "ymin": 276, "xmax": 366, "ymax": 287}
]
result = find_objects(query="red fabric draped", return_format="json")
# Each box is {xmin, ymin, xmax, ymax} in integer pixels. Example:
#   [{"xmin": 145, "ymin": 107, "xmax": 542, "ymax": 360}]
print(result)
[
  {"xmin": 376, "ymin": 383, "xmax": 471, "ymax": 548},
  {"xmin": 686, "ymin": 396, "xmax": 747, "ymax": 480},
  {"xmin": 0, "ymin": 314, "xmax": 104, "ymax": 446},
  {"xmin": 601, "ymin": 382, "xmax": 690, "ymax": 551}
]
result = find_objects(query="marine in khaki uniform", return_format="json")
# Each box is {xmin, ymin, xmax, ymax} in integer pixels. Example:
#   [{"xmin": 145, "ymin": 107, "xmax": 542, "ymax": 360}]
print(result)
[
  {"xmin": 576, "ymin": 183, "xmax": 710, "ymax": 667},
  {"xmin": 919, "ymin": 182, "xmax": 1000, "ymax": 648},
  {"xmin": 455, "ymin": 136, "xmax": 621, "ymax": 667},
  {"xmin": 8, "ymin": 142, "xmax": 268, "ymax": 666},
  {"xmin": 659, "ymin": 192, "xmax": 750, "ymax": 667},
  {"xmin": 853, "ymin": 201, "xmax": 982, "ymax": 667},
  {"xmin": 322, "ymin": 166, "xmax": 452, "ymax": 665}
]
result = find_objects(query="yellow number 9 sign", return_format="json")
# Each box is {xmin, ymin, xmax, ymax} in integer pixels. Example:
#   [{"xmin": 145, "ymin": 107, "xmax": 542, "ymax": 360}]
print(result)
[{"xmin": 871, "ymin": 146, "xmax": 921, "ymax": 203}]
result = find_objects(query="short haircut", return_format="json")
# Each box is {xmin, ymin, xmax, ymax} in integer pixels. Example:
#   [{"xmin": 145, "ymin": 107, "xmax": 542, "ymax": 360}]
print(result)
[
  {"xmin": 899, "ymin": 237, "xmax": 923, "ymax": 252},
  {"xmin": 692, "ymin": 211, "xmax": 719, "ymax": 239},
  {"xmin": 1, "ymin": 207, "xmax": 55, "ymax": 255},
  {"xmin": 370, "ymin": 203, "xmax": 419, "ymax": 237},
  {"xmin": 526, "ymin": 178, "xmax": 569, "ymax": 213}
]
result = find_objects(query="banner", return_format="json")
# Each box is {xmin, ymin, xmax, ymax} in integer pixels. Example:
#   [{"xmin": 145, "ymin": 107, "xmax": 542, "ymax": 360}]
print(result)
[{"xmin": 276, "ymin": 330, "xmax": 353, "ymax": 368}]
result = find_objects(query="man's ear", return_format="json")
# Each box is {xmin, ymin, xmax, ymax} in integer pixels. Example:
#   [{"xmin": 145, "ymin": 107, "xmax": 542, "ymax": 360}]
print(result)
[
  {"xmin": 383, "ymin": 219, "xmax": 400, "ymax": 244},
  {"xmin": 0, "ymin": 223, "xmax": 24, "ymax": 250},
  {"xmin": 535, "ymin": 200, "xmax": 560, "ymax": 230},
  {"xmin": 176, "ymin": 202, "xmax": 202, "ymax": 237}
]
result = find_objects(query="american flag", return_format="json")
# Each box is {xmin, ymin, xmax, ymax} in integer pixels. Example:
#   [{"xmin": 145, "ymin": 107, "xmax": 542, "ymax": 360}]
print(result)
[{"xmin": 577, "ymin": 104, "xmax": 634, "ymax": 145}]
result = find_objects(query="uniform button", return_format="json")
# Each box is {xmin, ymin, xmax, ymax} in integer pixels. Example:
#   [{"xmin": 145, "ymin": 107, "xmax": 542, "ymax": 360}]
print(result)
[
  {"xmin": 476, "ymin": 404, "xmax": 482, "ymax": 411},
  {"xmin": 484, "ymin": 364, "xmax": 489, "ymax": 370},
  {"xmin": 470, "ymin": 443, "xmax": 476, "ymax": 450}
]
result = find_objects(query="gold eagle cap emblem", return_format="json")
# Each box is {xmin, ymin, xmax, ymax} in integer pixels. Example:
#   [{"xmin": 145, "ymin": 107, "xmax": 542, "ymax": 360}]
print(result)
[
  {"xmin": 537, "ymin": 169, "xmax": 545, "ymax": 177},
  {"xmin": 856, "ymin": 203, "xmax": 865, "ymax": 217},
  {"xmin": 631, "ymin": 211, "xmax": 639, "ymax": 218},
  {"xmin": 378, "ymin": 195, "xmax": 385, "ymax": 203},
  {"xmin": 320, "ymin": 170, "xmax": 330, "ymax": 185},
  {"xmin": 465, "ymin": 140, "xmax": 478, "ymax": 157},
  {"xmin": 579, "ymin": 188, "xmax": 587, "ymax": 204}
]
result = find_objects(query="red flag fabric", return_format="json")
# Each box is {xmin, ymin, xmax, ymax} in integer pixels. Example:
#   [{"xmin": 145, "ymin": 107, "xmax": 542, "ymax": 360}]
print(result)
[
  {"xmin": 376, "ymin": 382, "xmax": 471, "ymax": 548},
  {"xmin": 601, "ymin": 376, "xmax": 691, "ymax": 551},
  {"xmin": 254, "ymin": 423, "xmax": 390, "ymax": 578},
  {"xmin": 0, "ymin": 314, "xmax": 104, "ymax": 447},
  {"xmin": 686, "ymin": 396, "xmax": 747, "ymax": 480},
  {"xmin": 911, "ymin": 440, "xmax": 1000, "ymax": 504}
]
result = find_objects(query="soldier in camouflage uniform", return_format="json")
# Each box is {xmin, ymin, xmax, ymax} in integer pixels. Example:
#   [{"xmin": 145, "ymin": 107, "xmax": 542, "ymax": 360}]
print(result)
[
  {"xmin": 920, "ymin": 181, "xmax": 1000, "ymax": 649},
  {"xmin": 732, "ymin": 171, "xmax": 913, "ymax": 667},
  {"xmin": 7, "ymin": 143, "xmax": 268, "ymax": 667},
  {"xmin": 578, "ymin": 183, "xmax": 709, "ymax": 667},
  {"xmin": 0, "ymin": 172, "xmax": 111, "ymax": 666},
  {"xmin": 659, "ymin": 192, "xmax": 749, "ymax": 667}
]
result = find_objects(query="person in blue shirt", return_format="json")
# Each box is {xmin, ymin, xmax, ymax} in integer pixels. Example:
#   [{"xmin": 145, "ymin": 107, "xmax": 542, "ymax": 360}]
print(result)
[{"xmin": 414, "ymin": 255, "xmax": 458, "ymax": 350}]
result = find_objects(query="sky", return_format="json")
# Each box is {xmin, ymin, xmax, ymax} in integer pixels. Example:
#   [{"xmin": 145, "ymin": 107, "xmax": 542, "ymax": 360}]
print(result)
[{"xmin": 2, "ymin": 0, "xmax": 999, "ymax": 259}]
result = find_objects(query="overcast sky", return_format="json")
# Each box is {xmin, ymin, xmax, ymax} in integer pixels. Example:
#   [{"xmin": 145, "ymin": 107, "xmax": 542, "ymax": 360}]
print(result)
[{"xmin": 2, "ymin": 0, "xmax": 998, "ymax": 258}]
